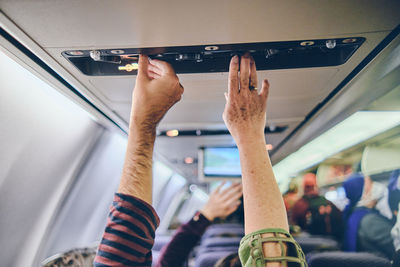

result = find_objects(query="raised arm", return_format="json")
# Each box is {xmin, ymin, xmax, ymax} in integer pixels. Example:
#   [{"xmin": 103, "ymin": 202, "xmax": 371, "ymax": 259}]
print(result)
[
  {"xmin": 118, "ymin": 55, "xmax": 184, "ymax": 204},
  {"xmin": 94, "ymin": 55, "xmax": 183, "ymax": 266},
  {"xmin": 223, "ymin": 54, "xmax": 306, "ymax": 266}
]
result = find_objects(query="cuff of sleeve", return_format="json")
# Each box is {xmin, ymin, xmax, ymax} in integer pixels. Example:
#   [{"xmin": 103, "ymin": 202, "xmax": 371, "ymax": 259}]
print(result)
[
  {"xmin": 114, "ymin": 193, "xmax": 160, "ymax": 228},
  {"xmin": 238, "ymin": 228, "xmax": 306, "ymax": 267},
  {"xmin": 187, "ymin": 211, "xmax": 212, "ymax": 236}
]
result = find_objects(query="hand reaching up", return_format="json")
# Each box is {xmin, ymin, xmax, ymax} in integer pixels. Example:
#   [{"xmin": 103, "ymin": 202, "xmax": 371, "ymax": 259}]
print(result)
[{"xmin": 201, "ymin": 182, "xmax": 243, "ymax": 221}]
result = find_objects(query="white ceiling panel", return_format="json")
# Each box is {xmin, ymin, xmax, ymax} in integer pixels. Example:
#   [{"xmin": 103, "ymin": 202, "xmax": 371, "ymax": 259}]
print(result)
[{"xmin": 1, "ymin": 0, "xmax": 399, "ymax": 48}]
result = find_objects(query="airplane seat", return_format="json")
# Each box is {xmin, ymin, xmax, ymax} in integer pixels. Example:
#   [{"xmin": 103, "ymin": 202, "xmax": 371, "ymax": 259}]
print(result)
[
  {"xmin": 307, "ymin": 251, "xmax": 391, "ymax": 267},
  {"xmin": 41, "ymin": 246, "xmax": 97, "ymax": 267},
  {"xmin": 200, "ymin": 237, "xmax": 242, "ymax": 249},
  {"xmin": 197, "ymin": 245, "xmax": 239, "ymax": 255},
  {"xmin": 194, "ymin": 250, "xmax": 235, "ymax": 267},
  {"xmin": 202, "ymin": 225, "xmax": 244, "ymax": 240},
  {"xmin": 295, "ymin": 235, "xmax": 340, "ymax": 254}
]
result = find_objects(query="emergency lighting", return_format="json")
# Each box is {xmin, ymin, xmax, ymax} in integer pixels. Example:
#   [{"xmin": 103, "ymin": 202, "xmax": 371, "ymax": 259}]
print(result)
[{"xmin": 273, "ymin": 111, "xmax": 400, "ymax": 183}]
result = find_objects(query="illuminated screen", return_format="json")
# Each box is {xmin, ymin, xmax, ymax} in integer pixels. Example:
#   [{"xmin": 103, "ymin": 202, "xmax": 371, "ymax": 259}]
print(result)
[{"xmin": 203, "ymin": 147, "xmax": 241, "ymax": 177}]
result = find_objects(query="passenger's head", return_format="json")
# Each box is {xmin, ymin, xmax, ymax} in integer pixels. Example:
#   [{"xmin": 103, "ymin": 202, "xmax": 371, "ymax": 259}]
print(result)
[
  {"xmin": 302, "ymin": 173, "xmax": 318, "ymax": 196},
  {"xmin": 214, "ymin": 253, "xmax": 241, "ymax": 267},
  {"xmin": 286, "ymin": 179, "xmax": 298, "ymax": 194},
  {"xmin": 343, "ymin": 173, "xmax": 364, "ymax": 206},
  {"xmin": 388, "ymin": 169, "xmax": 400, "ymax": 216},
  {"xmin": 357, "ymin": 176, "xmax": 385, "ymax": 209}
]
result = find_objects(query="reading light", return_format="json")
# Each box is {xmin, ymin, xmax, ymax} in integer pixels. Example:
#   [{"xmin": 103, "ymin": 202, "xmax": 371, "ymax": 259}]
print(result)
[
  {"xmin": 300, "ymin": 41, "xmax": 314, "ymax": 46},
  {"xmin": 343, "ymin": 38, "xmax": 357, "ymax": 44},
  {"xmin": 118, "ymin": 63, "xmax": 138, "ymax": 72},
  {"xmin": 205, "ymin": 46, "xmax": 219, "ymax": 51},
  {"xmin": 266, "ymin": 144, "xmax": 274, "ymax": 151},
  {"xmin": 166, "ymin": 129, "xmax": 179, "ymax": 137},
  {"xmin": 273, "ymin": 111, "xmax": 400, "ymax": 184},
  {"xmin": 67, "ymin": 50, "xmax": 84, "ymax": 56},
  {"xmin": 110, "ymin": 49, "xmax": 125, "ymax": 54},
  {"xmin": 185, "ymin": 157, "xmax": 194, "ymax": 164}
]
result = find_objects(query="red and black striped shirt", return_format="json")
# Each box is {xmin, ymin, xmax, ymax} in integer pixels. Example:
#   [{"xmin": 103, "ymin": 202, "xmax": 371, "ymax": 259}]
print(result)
[{"xmin": 94, "ymin": 193, "xmax": 160, "ymax": 266}]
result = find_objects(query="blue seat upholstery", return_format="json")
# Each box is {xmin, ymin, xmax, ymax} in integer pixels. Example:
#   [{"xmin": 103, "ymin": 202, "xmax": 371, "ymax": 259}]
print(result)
[
  {"xmin": 194, "ymin": 251, "xmax": 235, "ymax": 267},
  {"xmin": 200, "ymin": 237, "xmax": 242, "ymax": 249},
  {"xmin": 307, "ymin": 251, "xmax": 391, "ymax": 267},
  {"xmin": 295, "ymin": 236, "xmax": 339, "ymax": 254},
  {"xmin": 202, "ymin": 226, "xmax": 244, "ymax": 240}
]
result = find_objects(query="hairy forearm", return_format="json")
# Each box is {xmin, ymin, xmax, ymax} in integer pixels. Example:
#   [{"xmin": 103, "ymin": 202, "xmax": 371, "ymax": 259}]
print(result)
[
  {"xmin": 237, "ymin": 135, "xmax": 288, "ymax": 234},
  {"xmin": 118, "ymin": 122, "xmax": 156, "ymax": 205}
]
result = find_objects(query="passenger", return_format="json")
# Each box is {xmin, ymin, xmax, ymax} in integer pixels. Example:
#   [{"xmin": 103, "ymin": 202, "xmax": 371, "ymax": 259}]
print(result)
[
  {"xmin": 156, "ymin": 182, "xmax": 243, "ymax": 267},
  {"xmin": 283, "ymin": 180, "xmax": 300, "ymax": 219},
  {"xmin": 343, "ymin": 174, "xmax": 395, "ymax": 258},
  {"xmin": 291, "ymin": 173, "xmax": 343, "ymax": 240},
  {"xmin": 389, "ymin": 170, "xmax": 400, "ymax": 265},
  {"xmin": 93, "ymin": 54, "xmax": 307, "ymax": 266}
]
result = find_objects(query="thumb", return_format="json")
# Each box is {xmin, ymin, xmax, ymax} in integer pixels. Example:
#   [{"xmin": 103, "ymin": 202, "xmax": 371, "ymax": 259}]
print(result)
[{"xmin": 138, "ymin": 54, "xmax": 150, "ymax": 80}]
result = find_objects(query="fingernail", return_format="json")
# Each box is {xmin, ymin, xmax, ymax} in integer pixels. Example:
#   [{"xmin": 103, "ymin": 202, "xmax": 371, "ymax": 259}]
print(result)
[
  {"xmin": 232, "ymin": 55, "xmax": 239, "ymax": 63},
  {"xmin": 243, "ymin": 52, "xmax": 250, "ymax": 58}
]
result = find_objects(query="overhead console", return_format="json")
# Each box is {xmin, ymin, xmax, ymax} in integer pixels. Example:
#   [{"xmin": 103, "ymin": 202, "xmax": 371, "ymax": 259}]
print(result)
[{"xmin": 62, "ymin": 37, "xmax": 365, "ymax": 76}]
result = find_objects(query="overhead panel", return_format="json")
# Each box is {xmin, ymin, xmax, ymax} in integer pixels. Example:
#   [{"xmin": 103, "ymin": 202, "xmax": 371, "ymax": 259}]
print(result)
[{"xmin": 62, "ymin": 38, "xmax": 365, "ymax": 76}]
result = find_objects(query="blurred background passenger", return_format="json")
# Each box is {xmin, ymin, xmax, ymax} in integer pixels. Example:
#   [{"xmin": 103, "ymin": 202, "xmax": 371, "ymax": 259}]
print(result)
[
  {"xmin": 156, "ymin": 182, "xmax": 242, "ymax": 267},
  {"xmin": 291, "ymin": 173, "xmax": 342, "ymax": 239},
  {"xmin": 343, "ymin": 173, "xmax": 395, "ymax": 258},
  {"xmin": 283, "ymin": 180, "xmax": 300, "ymax": 214}
]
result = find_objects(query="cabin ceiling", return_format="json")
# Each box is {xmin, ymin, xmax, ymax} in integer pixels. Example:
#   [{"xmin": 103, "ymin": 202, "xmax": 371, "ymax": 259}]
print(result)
[{"xmin": 1, "ymin": 0, "xmax": 400, "ymax": 181}]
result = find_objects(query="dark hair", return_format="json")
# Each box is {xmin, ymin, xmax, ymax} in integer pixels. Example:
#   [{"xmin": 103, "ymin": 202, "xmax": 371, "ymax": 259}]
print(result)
[{"xmin": 214, "ymin": 253, "xmax": 241, "ymax": 267}]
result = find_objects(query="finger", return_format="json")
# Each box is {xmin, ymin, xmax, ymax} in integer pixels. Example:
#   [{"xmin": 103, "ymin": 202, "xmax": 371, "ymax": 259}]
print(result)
[
  {"xmin": 214, "ymin": 181, "xmax": 227, "ymax": 194},
  {"xmin": 148, "ymin": 59, "xmax": 176, "ymax": 75},
  {"xmin": 228, "ymin": 55, "xmax": 239, "ymax": 99},
  {"xmin": 148, "ymin": 63, "xmax": 162, "ymax": 76},
  {"xmin": 240, "ymin": 53, "xmax": 251, "ymax": 90},
  {"xmin": 138, "ymin": 54, "xmax": 150, "ymax": 80},
  {"xmin": 224, "ymin": 201, "xmax": 241, "ymax": 216},
  {"xmin": 221, "ymin": 184, "xmax": 243, "ymax": 201},
  {"xmin": 249, "ymin": 56, "xmax": 258, "ymax": 91},
  {"xmin": 148, "ymin": 70, "xmax": 161, "ymax": 79},
  {"xmin": 259, "ymin": 79, "xmax": 270, "ymax": 99}
]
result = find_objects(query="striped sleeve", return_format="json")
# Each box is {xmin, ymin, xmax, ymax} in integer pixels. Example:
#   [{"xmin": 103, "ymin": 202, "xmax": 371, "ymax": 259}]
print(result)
[{"xmin": 94, "ymin": 193, "xmax": 160, "ymax": 267}]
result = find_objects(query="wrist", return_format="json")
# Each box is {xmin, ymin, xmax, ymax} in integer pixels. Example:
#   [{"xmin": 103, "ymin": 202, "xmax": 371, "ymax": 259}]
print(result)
[
  {"xmin": 200, "ymin": 208, "xmax": 215, "ymax": 221},
  {"xmin": 235, "ymin": 132, "xmax": 266, "ymax": 148}
]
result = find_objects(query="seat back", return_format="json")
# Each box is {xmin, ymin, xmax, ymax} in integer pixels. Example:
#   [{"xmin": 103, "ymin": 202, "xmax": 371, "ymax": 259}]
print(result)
[{"xmin": 307, "ymin": 251, "xmax": 391, "ymax": 267}]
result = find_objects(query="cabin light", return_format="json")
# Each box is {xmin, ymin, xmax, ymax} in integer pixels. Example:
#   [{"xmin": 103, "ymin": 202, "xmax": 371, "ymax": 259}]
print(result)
[
  {"xmin": 205, "ymin": 45, "xmax": 219, "ymax": 51},
  {"xmin": 326, "ymin": 40, "xmax": 336, "ymax": 49},
  {"xmin": 196, "ymin": 129, "xmax": 202, "ymax": 136},
  {"xmin": 300, "ymin": 41, "xmax": 314, "ymax": 46},
  {"xmin": 166, "ymin": 129, "xmax": 179, "ymax": 137},
  {"xmin": 118, "ymin": 63, "xmax": 138, "ymax": 72},
  {"xmin": 185, "ymin": 157, "xmax": 194, "ymax": 164},
  {"xmin": 273, "ymin": 111, "xmax": 400, "ymax": 184},
  {"xmin": 266, "ymin": 144, "xmax": 274, "ymax": 151},
  {"xmin": 67, "ymin": 50, "xmax": 84, "ymax": 56},
  {"xmin": 343, "ymin": 38, "xmax": 357, "ymax": 44},
  {"xmin": 110, "ymin": 49, "xmax": 125, "ymax": 55}
]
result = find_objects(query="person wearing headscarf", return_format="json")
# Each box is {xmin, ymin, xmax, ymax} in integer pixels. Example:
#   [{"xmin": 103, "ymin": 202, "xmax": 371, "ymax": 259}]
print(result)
[
  {"xmin": 344, "ymin": 173, "xmax": 395, "ymax": 258},
  {"xmin": 342, "ymin": 173, "xmax": 368, "ymax": 251}
]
